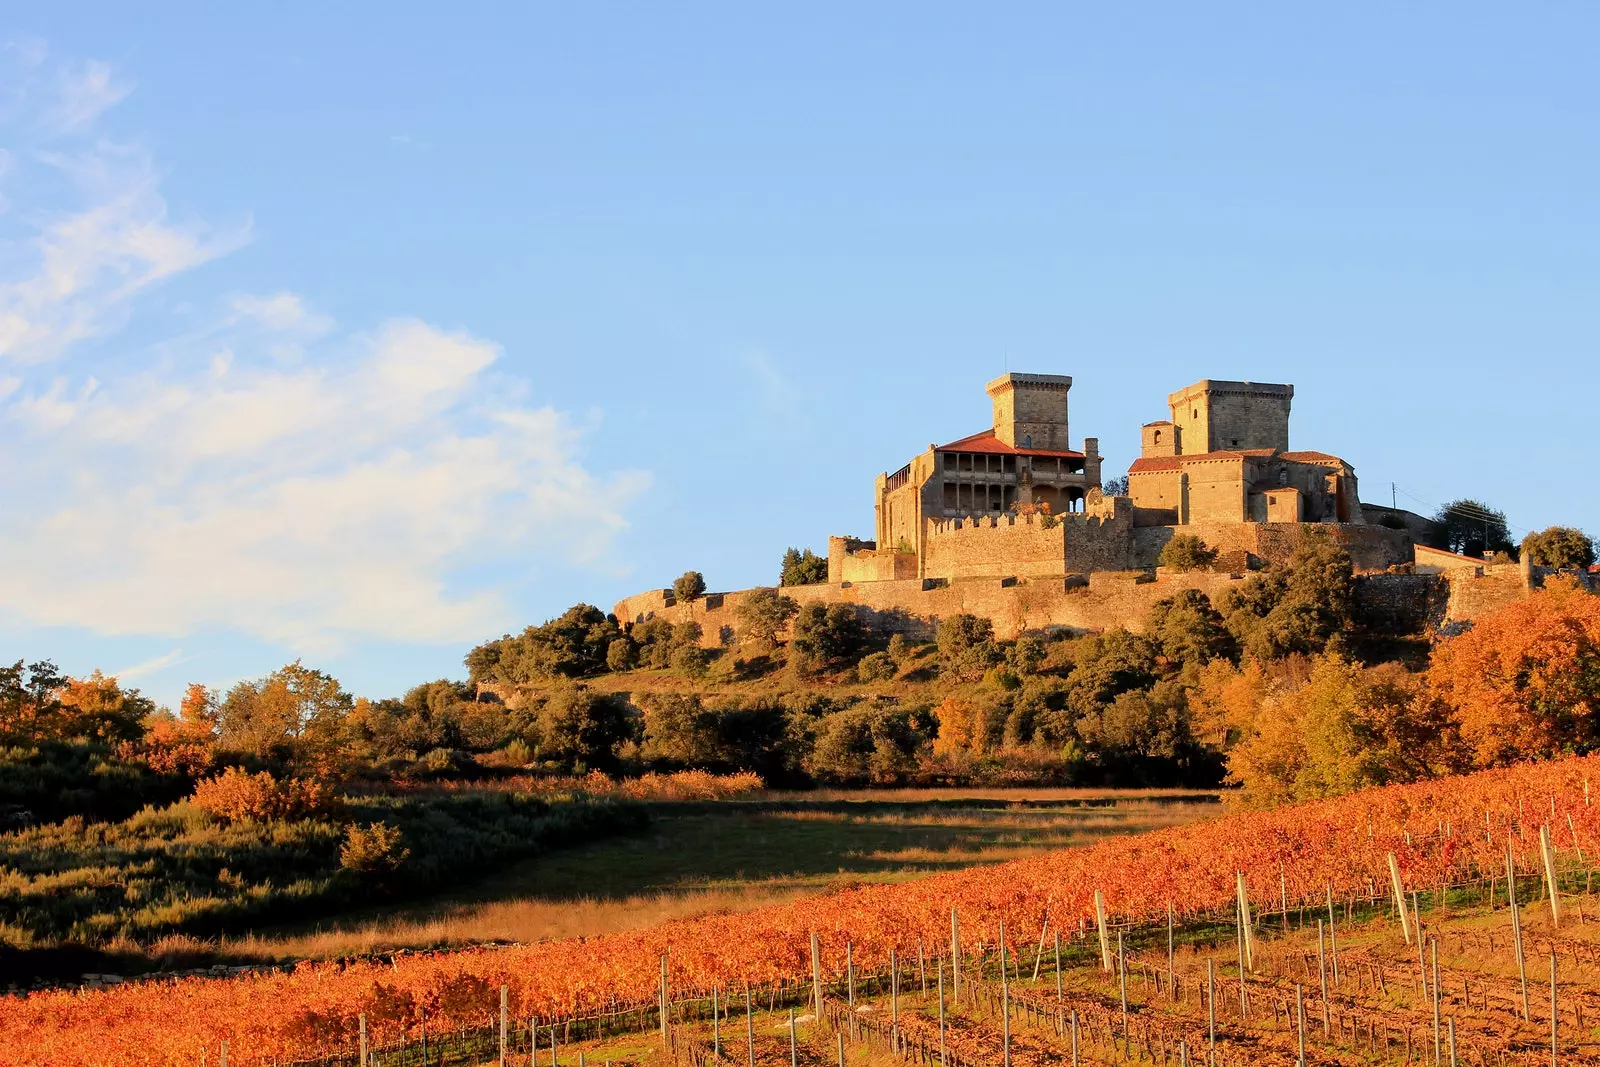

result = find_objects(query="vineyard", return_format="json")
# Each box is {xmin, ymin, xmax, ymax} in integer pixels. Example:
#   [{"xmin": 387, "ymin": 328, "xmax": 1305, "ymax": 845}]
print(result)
[{"xmin": 11, "ymin": 756, "xmax": 1600, "ymax": 1065}]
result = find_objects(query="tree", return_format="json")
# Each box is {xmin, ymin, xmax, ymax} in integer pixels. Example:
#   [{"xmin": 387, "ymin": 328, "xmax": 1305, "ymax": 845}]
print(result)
[
  {"xmin": 1521, "ymin": 526, "xmax": 1596, "ymax": 570},
  {"xmin": 734, "ymin": 588, "xmax": 800, "ymax": 645},
  {"xmin": 216, "ymin": 661, "xmax": 353, "ymax": 759},
  {"xmin": 673, "ymin": 571, "xmax": 707, "ymax": 603},
  {"xmin": 1433, "ymin": 499, "xmax": 1515, "ymax": 558},
  {"xmin": 1146, "ymin": 589, "xmax": 1235, "ymax": 667},
  {"xmin": 1062, "ymin": 629, "xmax": 1158, "ymax": 718},
  {"xmin": 1101, "ymin": 475, "xmax": 1130, "ymax": 496},
  {"xmin": 1220, "ymin": 530, "xmax": 1353, "ymax": 661},
  {"xmin": 1426, "ymin": 578, "xmax": 1600, "ymax": 767},
  {"xmin": 931, "ymin": 697, "xmax": 979, "ymax": 758},
  {"xmin": 780, "ymin": 548, "xmax": 829, "ymax": 586},
  {"xmin": 790, "ymin": 604, "xmax": 866, "ymax": 668},
  {"xmin": 528, "ymin": 687, "xmax": 634, "ymax": 770},
  {"xmin": 0, "ymin": 660, "xmax": 66, "ymax": 744},
  {"xmin": 1158, "ymin": 535, "xmax": 1218, "ymax": 572},
  {"xmin": 936, "ymin": 614, "xmax": 1002, "ymax": 680},
  {"xmin": 54, "ymin": 671, "xmax": 154, "ymax": 744},
  {"xmin": 466, "ymin": 605, "xmax": 621, "ymax": 685}
]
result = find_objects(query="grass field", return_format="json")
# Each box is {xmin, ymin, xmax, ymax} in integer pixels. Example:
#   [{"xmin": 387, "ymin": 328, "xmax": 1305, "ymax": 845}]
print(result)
[{"xmin": 221, "ymin": 789, "xmax": 1219, "ymax": 965}]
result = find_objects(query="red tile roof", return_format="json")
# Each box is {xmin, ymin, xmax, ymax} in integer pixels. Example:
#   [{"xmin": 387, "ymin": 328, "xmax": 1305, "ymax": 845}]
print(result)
[
  {"xmin": 937, "ymin": 429, "xmax": 1084, "ymax": 459},
  {"xmin": 1128, "ymin": 447, "xmax": 1348, "ymax": 474}
]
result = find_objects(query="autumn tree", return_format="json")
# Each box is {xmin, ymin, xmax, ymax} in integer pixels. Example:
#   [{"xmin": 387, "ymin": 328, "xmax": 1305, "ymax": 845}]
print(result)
[
  {"xmin": 1426, "ymin": 578, "xmax": 1600, "ymax": 767},
  {"xmin": 0, "ymin": 659, "xmax": 66, "ymax": 744},
  {"xmin": 53, "ymin": 671, "xmax": 155, "ymax": 744},
  {"xmin": 216, "ymin": 661, "xmax": 354, "ymax": 760},
  {"xmin": 1521, "ymin": 526, "xmax": 1596, "ymax": 570}
]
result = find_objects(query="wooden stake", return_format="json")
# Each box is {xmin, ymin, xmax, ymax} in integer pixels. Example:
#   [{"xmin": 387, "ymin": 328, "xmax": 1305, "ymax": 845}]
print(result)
[
  {"xmin": 1235, "ymin": 871, "xmax": 1256, "ymax": 971},
  {"xmin": 499, "ymin": 984, "xmax": 509, "ymax": 1067},
  {"xmin": 1294, "ymin": 985, "xmax": 1306, "ymax": 1067},
  {"xmin": 1388, "ymin": 852, "xmax": 1413, "ymax": 945},
  {"xmin": 810, "ymin": 931, "xmax": 824, "ymax": 1021},
  {"xmin": 1541, "ymin": 824, "xmax": 1562, "ymax": 928},
  {"xmin": 918, "ymin": 938, "xmax": 927, "ymax": 998},
  {"xmin": 1317, "ymin": 920, "xmax": 1329, "ymax": 1036},
  {"xmin": 950, "ymin": 908, "xmax": 961, "ymax": 998},
  {"xmin": 1431, "ymin": 939, "xmax": 1441, "ymax": 1067},
  {"xmin": 891, "ymin": 945, "xmax": 900, "ymax": 1027},
  {"xmin": 1448, "ymin": 1016, "xmax": 1457, "ymax": 1067},
  {"xmin": 1509, "ymin": 845, "xmax": 1530, "ymax": 1021},
  {"xmin": 789, "ymin": 1008, "xmax": 798, "ymax": 1067},
  {"xmin": 1055, "ymin": 929, "xmax": 1063, "ymax": 1001},
  {"xmin": 1095, "ymin": 889, "xmax": 1113, "ymax": 971},
  {"xmin": 1326, "ymin": 884, "xmax": 1340, "ymax": 983},
  {"xmin": 1071, "ymin": 1007, "xmax": 1080, "ymax": 1067},
  {"xmin": 359, "ymin": 1014, "xmax": 368, "ymax": 1067},
  {"xmin": 1032, "ymin": 914, "xmax": 1051, "ymax": 981},
  {"xmin": 1167, "ymin": 902, "xmax": 1176, "ymax": 999},
  {"xmin": 660, "ymin": 954, "xmax": 671, "ymax": 1048},
  {"xmin": 846, "ymin": 941, "xmax": 855, "ymax": 1008},
  {"xmin": 1550, "ymin": 951, "xmax": 1558, "ymax": 1067},
  {"xmin": 1000, "ymin": 918, "xmax": 1012, "ymax": 1067},
  {"xmin": 937, "ymin": 959, "xmax": 948, "ymax": 1067},
  {"xmin": 746, "ymin": 988, "xmax": 755, "ymax": 1067},
  {"xmin": 713, "ymin": 985, "xmax": 722, "ymax": 1060},
  {"xmin": 1117, "ymin": 929, "xmax": 1128, "ymax": 1035},
  {"xmin": 1206, "ymin": 959, "xmax": 1216, "ymax": 1052}
]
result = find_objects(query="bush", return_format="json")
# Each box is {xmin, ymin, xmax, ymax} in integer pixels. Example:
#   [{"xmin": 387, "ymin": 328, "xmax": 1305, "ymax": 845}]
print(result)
[
  {"xmin": 886, "ymin": 633, "xmax": 915, "ymax": 663},
  {"xmin": 1159, "ymin": 534, "xmax": 1218, "ymax": 572},
  {"xmin": 673, "ymin": 571, "xmax": 707, "ymax": 603},
  {"xmin": 937, "ymin": 614, "xmax": 1002, "ymax": 680},
  {"xmin": 190, "ymin": 768, "xmax": 333, "ymax": 823},
  {"xmin": 1521, "ymin": 526, "xmax": 1596, "ymax": 570},
  {"xmin": 735, "ymin": 588, "xmax": 800, "ymax": 645},
  {"xmin": 606, "ymin": 638, "xmax": 637, "ymax": 672},
  {"xmin": 339, "ymin": 822, "xmax": 410, "ymax": 874},
  {"xmin": 856, "ymin": 652, "xmax": 897, "ymax": 683},
  {"xmin": 790, "ymin": 604, "xmax": 866, "ymax": 669},
  {"xmin": 671, "ymin": 645, "xmax": 713, "ymax": 680}
]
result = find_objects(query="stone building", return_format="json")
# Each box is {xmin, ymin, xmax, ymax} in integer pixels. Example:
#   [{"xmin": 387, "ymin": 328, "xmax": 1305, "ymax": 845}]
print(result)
[
  {"xmin": 873, "ymin": 372, "xmax": 1103, "ymax": 559},
  {"xmin": 1128, "ymin": 380, "xmax": 1363, "ymax": 527}
]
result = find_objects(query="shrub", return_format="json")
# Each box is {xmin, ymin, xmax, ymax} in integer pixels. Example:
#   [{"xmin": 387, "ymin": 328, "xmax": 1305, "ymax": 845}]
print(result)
[
  {"xmin": 605, "ymin": 638, "xmax": 637, "ymax": 672},
  {"xmin": 937, "ymin": 614, "xmax": 1002, "ymax": 679},
  {"xmin": 501, "ymin": 738, "xmax": 533, "ymax": 766},
  {"xmin": 886, "ymin": 633, "xmax": 915, "ymax": 663},
  {"xmin": 735, "ymin": 588, "xmax": 800, "ymax": 645},
  {"xmin": 190, "ymin": 767, "xmax": 332, "ymax": 823},
  {"xmin": 1159, "ymin": 534, "xmax": 1218, "ymax": 572},
  {"xmin": 673, "ymin": 571, "xmax": 707, "ymax": 603},
  {"xmin": 1521, "ymin": 526, "xmax": 1596, "ymax": 570},
  {"xmin": 790, "ymin": 604, "xmax": 866, "ymax": 668},
  {"xmin": 856, "ymin": 652, "xmax": 897, "ymax": 683},
  {"xmin": 339, "ymin": 822, "xmax": 410, "ymax": 874},
  {"xmin": 671, "ymin": 645, "xmax": 713, "ymax": 680}
]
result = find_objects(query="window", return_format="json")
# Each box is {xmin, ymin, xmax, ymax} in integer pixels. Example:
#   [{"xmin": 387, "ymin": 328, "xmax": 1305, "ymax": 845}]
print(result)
[
  {"xmin": 943, "ymin": 482, "xmax": 957, "ymax": 509},
  {"xmin": 1154, "ymin": 429, "xmax": 1162, "ymax": 444},
  {"xmin": 1278, "ymin": 469, "xmax": 1289, "ymax": 487}
]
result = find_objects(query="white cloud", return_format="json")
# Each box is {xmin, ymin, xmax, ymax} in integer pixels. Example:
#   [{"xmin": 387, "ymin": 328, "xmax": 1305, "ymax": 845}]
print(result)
[
  {"xmin": 41, "ymin": 59, "xmax": 132, "ymax": 133},
  {"xmin": 113, "ymin": 647, "xmax": 194, "ymax": 682},
  {"xmin": 0, "ymin": 52, "xmax": 650, "ymax": 652},
  {"xmin": 738, "ymin": 348, "xmax": 802, "ymax": 423}
]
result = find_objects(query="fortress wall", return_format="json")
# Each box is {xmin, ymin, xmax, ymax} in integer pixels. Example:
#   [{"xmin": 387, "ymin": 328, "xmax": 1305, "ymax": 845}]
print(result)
[
  {"xmin": 1132, "ymin": 522, "xmax": 1412, "ymax": 573},
  {"xmin": 922, "ymin": 513, "xmax": 1068, "ymax": 580},
  {"xmin": 840, "ymin": 548, "xmax": 919, "ymax": 583},
  {"xmin": 1352, "ymin": 573, "xmax": 1450, "ymax": 634},
  {"xmin": 614, "ymin": 570, "xmax": 1251, "ymax": 648},
  {"xmin": 1444, "ymin": 565, "xmax": 1529, "ymax": 622}
]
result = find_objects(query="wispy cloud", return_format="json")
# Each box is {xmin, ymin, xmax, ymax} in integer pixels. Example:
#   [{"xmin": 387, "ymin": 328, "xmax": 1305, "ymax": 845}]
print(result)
[
  {"xmin": 40, "ymin": 59, "xmax": 131, "ymax": 133},
  {"xmin": 0, "ymin": 50, "xmax": 650, "ymax": 653},
  {"xmin": 738, "ymin": 348, "xmax": 802, "ymax": 423},
  {"xmin": 113, "ymin": 648, "xmax": 195, "ymax": 682}
]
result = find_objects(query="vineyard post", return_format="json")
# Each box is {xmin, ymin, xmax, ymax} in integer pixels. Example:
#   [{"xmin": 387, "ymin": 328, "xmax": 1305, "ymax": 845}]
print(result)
[
  {"xmin": 950, "ymin": 909, "xmax": 962, "ymax": 999},
  {"xmin": 219, "ymin": 1041, "xmax": 227, "ymax": 1067},
  {"xmin": 1070, "ymin": 1008, "xmax": 1079, "ymax": 1067},
  {"xmin": 713, "ymin": 985, "xmax": 721, "ymax": 1060},
  {"xmin": 891, "ymin": 946, "xmax": 899, "ymax": 1028},
  {"xmin": 746, "ymin": 988, "xmax": 754, "ymax": 1067},
  {"xmin": 846, "ymin": 941, "xmax": 855, "ymax": 1009},
  {"xmin": 1234, "ymin": 921, "xmax": 1247, "ymax": 1017},
  {"xmin": 1000, "ymin": 918, "xmax": 1012, "ymax": 1067},
  {"xmin": 1279, "ymin": 865, "xmax": 1288, "ymax": 934},
  {"xmin": 1117, "ymin": 929, "xmax": 1128, "ymax": 1036},
  {"xmin": 1234, "ymin": 872, "xmax": 1256, "ymax": 970},
  {"xmin": 1206, "ymin": 959, "xmax": 1215, "ymax": 1053},
  {"xmin": 1550, "ymin": 951, "xmax": 1558, "ymax": 1067},
  {"xmin": 1055, "ymin": 930, "xmax": 1063, "ymax": 1002},
  {"xmin": 1431, "ymin": 938, "xmax": 1441, "ymax": 1067},
  {"xmin": 1509, "ymin": 845, "xmax": 1530, "ymax": 1021},
  {"xmin": 1167, "ymin": 902, "xmax": 1175, "ymax": 1000},
  {"xmin": 1294, "ymin": 985, "xmax": 1306, "ymax": 1067},
  {"xmin": 836, "ymin": 1029, "xmax": 844, "ymax": 1067},
  {"xmin": 788, "ymin": 1008, "xmax": 798, "ymax": 1067},
  {"xmin": 500, "ymin": 984, "xmax": 509, "ymax": 1067},
  {"xmin": 1326, "ymin": 884, "xmax": 1339, "ymax": 983},
  {"xmin": 1387, "ymin": 853, "xmax": 1413, "ymax": 945},
  {"xmin": 1032, "ymin": 918, "xmax": 1049, "ymax": 982},
  {"xmin": 918, "ymin": 938, "xmax": 927, "ymax": 999},
  {"xmin": 1095, "ymin": 890, "xmax": 1112, "ymax": 972},
  {"xmin": 1540, "ymin": 824, "xmax": 1562, "ymax": 928},
  {"xmin": 1448, "ymin": 1016, "xmax": 1457, "ymax": 1067},
  {"xmin": 660, "ymin": 954, "xmax": 670, "ymax": 1049},
  {"xmin": 937, "ymin": 958, "xmax": 948, "ymax": 1067},
  {"xmin": 810, "ymin": 931, "xmax": 824, "ymax": 1022},
  {"xmin": 1317, "ymin": 920, "xmax": 1329, "ymax": 1036},
  {"xmin": 359, "ymin": 1014, "xmax": 367, "ymax": 1067}
]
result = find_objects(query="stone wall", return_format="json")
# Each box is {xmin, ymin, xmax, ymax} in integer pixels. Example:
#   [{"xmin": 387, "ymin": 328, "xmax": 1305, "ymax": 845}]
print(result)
[
  {"xmin": 922, "ymin": 513, "xmax": 1068, "ymax": 580},
  {"xmin": 1130, "ymin": 521, "xmax": 1412, "ymax": 573},
  {"xmin": 1352, "ymin": 573, "xmax": 1450, "ymax": 634}
]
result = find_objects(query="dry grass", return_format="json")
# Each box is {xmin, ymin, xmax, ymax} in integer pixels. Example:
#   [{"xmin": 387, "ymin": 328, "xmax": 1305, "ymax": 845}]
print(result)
[{"xmin": 217, "ymin": 789, "xmax": 1218, "ymax": 968}]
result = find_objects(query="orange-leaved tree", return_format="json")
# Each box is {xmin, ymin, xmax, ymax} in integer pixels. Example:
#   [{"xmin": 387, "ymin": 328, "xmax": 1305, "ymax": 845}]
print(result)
[{"xmin": 1427, "ymin": 577, "xmax": 1600, "ymax": 767}]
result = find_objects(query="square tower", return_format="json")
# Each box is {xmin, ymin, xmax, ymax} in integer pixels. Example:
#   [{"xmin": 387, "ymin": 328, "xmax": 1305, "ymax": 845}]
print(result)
[
  {"xmin": 1168, "ymin": 379, "xmax": 1293, "ymax": 454},
  {"xmin": 986, "ymin": 372, "xmax": 1072, "ymax": 451}
]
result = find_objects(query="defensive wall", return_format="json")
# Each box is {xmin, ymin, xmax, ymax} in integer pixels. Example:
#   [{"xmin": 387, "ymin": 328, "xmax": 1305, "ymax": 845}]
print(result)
[{"xmin": 614, "ymin": 568, "xmax": 1452, "ymax": 650}]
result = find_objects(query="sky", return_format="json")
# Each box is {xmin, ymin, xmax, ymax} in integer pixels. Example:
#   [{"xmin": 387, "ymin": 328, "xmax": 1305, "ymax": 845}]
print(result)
[{"xmin": 0, "ymin": 6, "xmax": 1596, "ymax": 707}]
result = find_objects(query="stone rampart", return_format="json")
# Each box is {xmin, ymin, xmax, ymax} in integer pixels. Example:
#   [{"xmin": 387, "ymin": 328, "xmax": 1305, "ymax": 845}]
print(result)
[{"xmin": 1132, "ymin": 521, "xmax": 1411, "ymax": 573}]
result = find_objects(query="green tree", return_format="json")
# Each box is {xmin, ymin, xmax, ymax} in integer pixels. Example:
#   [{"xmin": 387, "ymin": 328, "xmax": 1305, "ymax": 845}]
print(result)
[
  {"xmin": 217, "ymin": 661, "xmax": 354, "ymax": 760},
  {"xmin": 1521, "ymin": 526, "xmax": 1596, "ymax": 570},
  {"xmin": 528, "ymin": 687, "xmax": 634, "ymax": 770},
  {"xmin": 734, "ymin": 588, "xmax": 800, "ymax": 645},
  {"xmin": 0, "ymin": 660, "xmax": 66, "ymax": 745},
  {"xmin": 790, "ymin": 604, "xmax": 866, "ymax": 668},
  {"xmin": 779, "ymin": 548, "xmax": 829, "ymax": 586},
  {"xmin": 466, "ymin": 605, "xmax": 621, "ymax": 685},
  {"xmin": 1433, "ymin": 499, "xmax": 1515, "ymax": 557},
  {"xmin": 936, "ymin": 614, "xmax": 1003, "ymax": 680},
  {"xmin": 1220, "ymin": 531, "xmax": 1354, "ymax": 661},
  {"xmin": 1158, "ymin": 534, "xmax": 1219, "ymax": 572},
  {"xmin": 1146, "ymin": 589, "xmax": 1235, "ymax": 667},
  {"xmin": 1063, "ymin": 629, "xmax": 1158, "ymax": 718},
  {"xmin": 673, "ymin": 571, "xmax": 708, "ymax": 603}
]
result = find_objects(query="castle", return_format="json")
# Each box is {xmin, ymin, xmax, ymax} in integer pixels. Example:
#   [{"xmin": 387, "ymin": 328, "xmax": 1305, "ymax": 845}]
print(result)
[
  {"xmin": 613, "ymin": 371, "xmax": 1458, "ymax": 645},
  {"xmin": 834, "ymin": 372, "xmax": 1409, "ymax": 587}
]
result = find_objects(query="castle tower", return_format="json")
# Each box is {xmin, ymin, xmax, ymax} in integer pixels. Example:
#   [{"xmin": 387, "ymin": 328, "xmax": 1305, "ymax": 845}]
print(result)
[
  {"xmin": 986, "ymin": 372, "xmax": 1072, "ymax": 451},
  {"xmin": 1167, "ymin": 380, "xmax": 1292, "ymax": 454}
]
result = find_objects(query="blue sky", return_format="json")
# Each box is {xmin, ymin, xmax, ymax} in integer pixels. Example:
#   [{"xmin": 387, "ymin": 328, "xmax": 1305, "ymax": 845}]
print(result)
[{"xmin": 1, "ymin": 6, "xmax": 1596, "ymax": 707}]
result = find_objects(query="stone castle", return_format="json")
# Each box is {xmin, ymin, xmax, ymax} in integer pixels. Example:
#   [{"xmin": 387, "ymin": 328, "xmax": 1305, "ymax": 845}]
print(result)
[{"xmin": 614, "ymin": 372, "xmax": 1544, "ymax": 645}]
